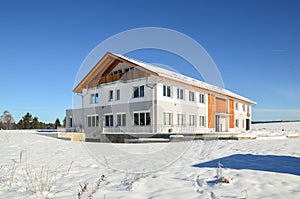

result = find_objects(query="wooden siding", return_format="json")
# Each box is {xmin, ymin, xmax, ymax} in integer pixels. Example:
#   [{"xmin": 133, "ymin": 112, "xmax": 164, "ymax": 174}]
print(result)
[
  {"xmin": 229, "ymin": 99, "xmax": 235, "ymax": 128},
  {"xmin": 216, "ymin": 98, "xmax": 226, "ymax": 113},
  {"xmin": 208, "ymin": 94, "xmax": 215, "ymax": 128}
]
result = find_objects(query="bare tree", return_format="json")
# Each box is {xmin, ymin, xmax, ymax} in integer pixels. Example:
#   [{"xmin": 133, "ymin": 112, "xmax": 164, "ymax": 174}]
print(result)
[{"xmin": 2, "ymin": 110, "xmax": 14, "ymax": 130}]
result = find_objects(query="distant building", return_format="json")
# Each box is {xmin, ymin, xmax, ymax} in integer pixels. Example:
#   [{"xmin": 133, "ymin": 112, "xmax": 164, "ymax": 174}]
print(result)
[{"xmin": 66, "ymin": 52, "xmax": 256, "ymax": 139}]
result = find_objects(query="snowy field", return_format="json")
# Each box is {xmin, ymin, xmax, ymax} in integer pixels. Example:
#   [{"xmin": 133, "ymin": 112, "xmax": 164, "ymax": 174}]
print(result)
[{"xmin": 0, "ymin": 122, "xmax": 300, "ymax": 199}]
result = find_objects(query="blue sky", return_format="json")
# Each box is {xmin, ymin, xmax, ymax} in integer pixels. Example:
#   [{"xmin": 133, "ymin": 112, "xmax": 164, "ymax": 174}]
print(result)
[{"xmin": 0, "ymin": 0, "xmax": 299, "ymax": 123}]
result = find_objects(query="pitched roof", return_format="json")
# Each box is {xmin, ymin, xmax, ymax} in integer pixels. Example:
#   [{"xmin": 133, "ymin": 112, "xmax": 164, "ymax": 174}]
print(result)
[{"xmin": 74, "ymin": 52, "xmax": 256, "ymax": 104}]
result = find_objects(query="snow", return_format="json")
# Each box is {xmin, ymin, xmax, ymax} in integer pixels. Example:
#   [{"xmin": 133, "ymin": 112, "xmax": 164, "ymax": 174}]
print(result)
[{"xmin": 0, "ymin": 122, "xmax": 300, "ymax": 198}]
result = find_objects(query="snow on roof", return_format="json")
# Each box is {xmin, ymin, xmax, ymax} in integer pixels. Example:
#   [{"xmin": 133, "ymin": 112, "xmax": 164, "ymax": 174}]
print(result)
[{"xmin": 113, "ymin": 53, "xmax": 256, "ymax": 104}]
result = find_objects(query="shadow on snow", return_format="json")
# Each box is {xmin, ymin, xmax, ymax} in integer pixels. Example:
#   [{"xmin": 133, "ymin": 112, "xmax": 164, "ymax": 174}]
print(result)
[{"xmin": 192, "ymin": 154, "xmax": 300, "ymax": 176}]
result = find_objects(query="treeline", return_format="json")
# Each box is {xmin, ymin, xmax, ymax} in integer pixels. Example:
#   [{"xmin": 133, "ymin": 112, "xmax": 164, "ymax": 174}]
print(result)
[{"xmin": 0, "ymin": 110, "xmax": 66, "ymax": 130}]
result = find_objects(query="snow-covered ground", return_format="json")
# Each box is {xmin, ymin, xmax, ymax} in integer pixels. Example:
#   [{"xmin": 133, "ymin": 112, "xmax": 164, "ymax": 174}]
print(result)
[{"xmin": 0, "ymin": 122, "xmax": 300, "ymax": 199}]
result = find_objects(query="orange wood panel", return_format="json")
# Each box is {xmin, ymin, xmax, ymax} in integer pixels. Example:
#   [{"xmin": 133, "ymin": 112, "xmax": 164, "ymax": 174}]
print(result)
[
  {"xmin": 208, "ymin": 94, "xmax": 215, "ymax": 128},
  {"xmin": 229, "ymin": 99, "xmax": 235, "ymax": 128},
  {"xmin": 216, "ymin": 98, "xmax": 226, "ymax": 113}
]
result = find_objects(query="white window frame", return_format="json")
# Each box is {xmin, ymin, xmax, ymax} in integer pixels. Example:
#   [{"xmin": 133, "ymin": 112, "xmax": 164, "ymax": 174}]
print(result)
[
  {"xmin": 104, "ymin": 113, "xmax": 114, "ymax": 127},
  {"xmin": 116, "ymin": 113, "xmax": 126, "ymax": 127},
  {"xmin": 133, "ymin": 111, "xmax": 151, "ymax": 126},
  {"xmin": 199, "ymin": 115, "xmax": 206, "ymax": 127},
  {"xmin": 133, "ymin": 85, "xmax": 145, "ymax": 98},
  {"xmin": 116, "ymin": 89, "xmax": 120, "ymax": 101},
  {"xmin": 90, "ymin": 93, "xmax": 99, "ymax": 104},
  {"xmin": 177, "ymin": 113, "xmax": 184, "ymax": 126},
  {"xmin": 109, "ymin": 90, "xmax": 113, "ymax": 101},
  {"xmin": 163, "ymin": 111, "xmax": 172, "ymax": 126},
  {"xmin": 199, "ymin": 93, "xmax": 205, "ymax": 104},
  {"xmin": 235, "ymin": 119, "xmax": 239, "ymax": 128},
  {"xmin": 189, "ymin": 91, "xmax": 195, "ymax": 102},
  {"xmin": 177, "ymin": 88, "xmax": 184, "ymax": 100},
  {"xmin": 189, "ymin": 114, "xmax": 195, "ymax": 126},
  {"xmin": 87, "ymin": 114, "xmax": 99, "ymax": 128},
  {"xmin": 235, "ymin": 102, "xmax": 239, "ymax": 110},
  {"xmin": 163, "ymin": 85, "xmax": 171, "ymax": 97}
]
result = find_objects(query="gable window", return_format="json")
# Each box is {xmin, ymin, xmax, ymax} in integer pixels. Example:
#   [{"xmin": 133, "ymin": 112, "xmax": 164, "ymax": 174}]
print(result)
[
  {"xmin": 87, "ymin": 115, "xmax": 99, "ymax": 127},
  {"xmin": 134, "ymin": 112, "xmax": 150, "ymax": 126},
  {"xmin": 163, "ymin": 85, "xmax": 171, "ymax": 97},
  {"xmin": 177, "ymin": 113, "xmax": 184, "ymax": 126},
  {"xmin": 177, "ymin": 88, "xmax": 184, "ymax": 100},
  {"xmin": 189, "ymin": 114, "xmax": 195, "ymax": 126},
  {"xmin": 133, "ymin": 85, "xmax": 144, "ymax": 98},
  {"xmin": 116, "ymin": 89, "xmax": 120, "ymax": 101},
  {"xmin": 105, "ymin": 114, "xmax": 114, "ymax": 127},
  {"xmin": 163, "ymin": 112, "xmax": 172, "ymax": 125},
  {"xmin": 116, "ymin": 113, "xmax": 126, "ymax": 126},
  {"xmin": 199, "ymin": 93, "xmax": 205, "ymax": 104},
  {"xmin": 91, "ymin": 93, "xmax": 99, "ymax": 104},
  {"xmin": 199, "ymin": 115, "xmax": 206, "ymax": 127},
  {"xmin": 189, "ymin": 91, "xmax": 195, "ymax": 102},
  {"xmin": 109, "ymin": 90, "xmax": 113, "ymax": 101}
]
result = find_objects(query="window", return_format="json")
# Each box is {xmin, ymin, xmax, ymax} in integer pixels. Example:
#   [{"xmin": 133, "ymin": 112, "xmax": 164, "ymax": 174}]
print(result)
[
  {"xmin": 235, "ymin": 102, "xmax": 239, "ymax": 110},
  {"xmin": 87, "ymin": 115, "xmax": 99, "ymax": 127},
  {"xmin": 242, "ymin": 119, "xmax": 245, "ymax": 128},
  {"xmin": 109, "ymin": 90, "xmax": 113, "ymax": 101},
  {"xmin": 235, "ymin": 119, "xmax": 239, "ymax": 128},
  {"xmin": 117, "ymin": 113, "xmax": 126, "ymax": 126},
  {"xmin": 247, "ymin": 105, "xmax": 250, "ymax": 113},
  {"xmin": 189, "ymin": 114, "xmax": 195, "ymax": 126},
  {"xmin": 134, "ymin": 112, "xmax": 150, "ymax": 126},
  {"xmin": 90, "ymin": 93, "xmax": 99, "ymax": 104},
  {"xmin": 177, "ymin": 113, "xmax": 184, "ymax": 126},
  {"xmin": 105, "ymin": 115, "xmax": 114, "ymax": 127},
  {"xmin": 242, "ymin": 104, "xmax": 246, "ymax": 112},
  {"xmin": 133, "ymin": 85, "xmax": 144, "ymax": 98},
  {"xmin": 177, "ymin": 88, "xmax": 184, "ymax": 100},
  {"xmin": 199, "ymin": 116, "xmax": 206, "ymax": 127},
  {"xmin": 163, "ymin": 85, "xmax": 171, "ymax": 97},
  {"xmin": 116, "ymin": 89, "xmax": 120, "ymax": 100},
  {"xmin": 199, "ymin": 93, "xmax": 205, "ymax": 104},
  {"xmin": 69, "ymin": 116, "xmax": 73, "ymax": 127},
  {"xmin": 163, "ymin": 112, "xmax": 172, "ymax": 125},
  {"xmin": 189, "ymin": 91, "xmax": 195, "ymax": 102}
]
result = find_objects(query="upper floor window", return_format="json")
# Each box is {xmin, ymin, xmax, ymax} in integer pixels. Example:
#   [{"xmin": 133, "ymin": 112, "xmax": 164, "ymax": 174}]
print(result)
[
  {"xmin": 242, "ymin": 104, "xmax": 246, "ymax": 112},
  {"xmin": 133, "ymin": 85, "xmax": 144, "ymax": 98},
  {"xmin": 189, "ymin": 91, "xmax": 195, "ymax": 102},
  {"xmin": 116, "ymin": 89, "xmax": 120, "ymax": 101},
  {"xmin": 247, "ymin": 105, "xmax": 250, "ymax": 113},
  {"xmin": 90, "ymin": 93, "xmax": 99, "ymax": 104},
  {"xmin": 199, "ymin": 93, "xmax": 205, "ymax": 104},
  {"xmin": 163, "ymin": 85, "xmax": 171, "ymax": 97},
  {"xmin": 235, "ymin": 102, "xmax": 239, "ymax": 110},
  {"xmin": 109, "ymin": 90, "xmax": 113, "ymax": 101},
  {"xmin": 177, "ymin": 88, "xmax": 184, "ymax": 100}
]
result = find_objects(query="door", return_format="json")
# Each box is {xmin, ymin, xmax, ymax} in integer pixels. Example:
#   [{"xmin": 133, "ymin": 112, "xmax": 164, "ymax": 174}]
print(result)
[{"xmin": 246, "ymin": 119, "xmax": 250, "ymax": 131}]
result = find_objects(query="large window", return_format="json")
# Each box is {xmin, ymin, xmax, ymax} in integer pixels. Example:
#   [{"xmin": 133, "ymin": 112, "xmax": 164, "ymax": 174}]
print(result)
[
  {"xmin": 189, "ymin": 91, "xmax": 195, "ymax": 102},
  {"xmin": 105, "ymin": 114, "xmax": 114, "ymax": 127},
  {"xmin": 199, "ymin": 115, "xmax": 206, "ymax": 127},
  {"xmin": 116, "ymin": 113, "xmax": 126, "ymax": 126},
  {"xmin": 177, "ymin": 88, "xmax": 184, "ymax": 100},
  {"xmin": 134, "ymin": 112, "xmax": 150, "ymax": 126},
  {"xmin": 163, "ymin": 112, "xmax": 172, "ymax": 125},
  {"xmin": 163, "ymin": 85, "xmax": 171, "ymax": 97},
  {"xmin": 199, "ymin": 93, "xmax": 205, "ymax": 104},
  {"xmin": 189, "ymin": 114, "xmax": 195, "ymax": 126},
  {"xmin": 87, "ymin": 115, "xmax": 99, "ymax": 127},
  {"xmin": 90, "ymin": 93, "xmax": 99, "ymax": 104},
  {"xmin": 116, "ymin": 89, "xmax": 120, "ymax": 101},
  {"xmin": 133, "ymin": 85, "xmax": 145, "ymax": 98},
  {"xmin": 177, "ymin": 113, "xmax": 184, "ymax": 126}
]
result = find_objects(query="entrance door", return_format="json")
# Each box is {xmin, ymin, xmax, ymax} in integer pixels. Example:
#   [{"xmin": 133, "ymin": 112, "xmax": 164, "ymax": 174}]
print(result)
[
  {"xmin": 246, "ymin": 119, "xmax": 250, "ymax": 131},
  {"xmin": 216, "ymin": 115, "xmax": 227, "ymax": 132}
]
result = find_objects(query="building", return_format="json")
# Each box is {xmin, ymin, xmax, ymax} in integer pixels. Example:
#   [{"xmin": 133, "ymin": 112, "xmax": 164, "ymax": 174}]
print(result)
[{"xmin": 66, "ymin": 52, "xmax": 256, "ymax": 140}]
